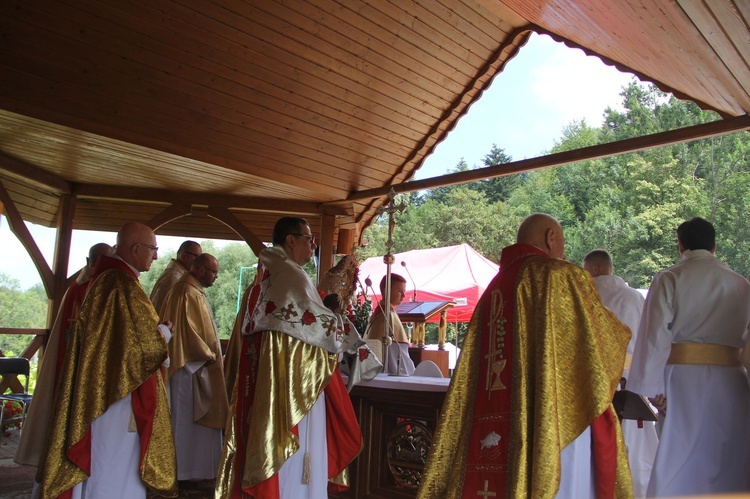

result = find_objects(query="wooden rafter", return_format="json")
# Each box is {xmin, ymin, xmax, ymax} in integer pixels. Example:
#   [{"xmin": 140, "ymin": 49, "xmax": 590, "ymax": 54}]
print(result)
[
  {"xmin": 0, "ymin": 178, "xmax": 54, "ymax": 296},
  {"xmin": 348, "ymin": 115, "xmax": 750, "ymax": 201}
]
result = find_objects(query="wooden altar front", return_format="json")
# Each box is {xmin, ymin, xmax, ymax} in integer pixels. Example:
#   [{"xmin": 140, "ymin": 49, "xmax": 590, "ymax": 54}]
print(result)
[{"xmin": 334, "ymin": 374, "xmax": 450, "ymax": 499}]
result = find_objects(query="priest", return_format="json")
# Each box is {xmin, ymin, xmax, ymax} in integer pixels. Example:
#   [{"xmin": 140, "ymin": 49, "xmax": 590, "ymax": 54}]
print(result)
[
  {"xmin": 215, "ymin": 216, "xmax": 375, "ymax": 498},
  {"xmin": 15, "ymin": 242, "xmax": 113, "ymax": 468},
  {"xmin": 37, "ymin": 222, "xmax": 177, "ymax": 499},
  {"xmin": 159, "ymin": 253, "xmax": 228, "ymax": 483},
  {"xmin": 418, "ymin": 213, "xmax": 632, "ymax": 499},
  {"xmin": 150, "ymin": 239, "xmax": 202, "ymax": 311}
]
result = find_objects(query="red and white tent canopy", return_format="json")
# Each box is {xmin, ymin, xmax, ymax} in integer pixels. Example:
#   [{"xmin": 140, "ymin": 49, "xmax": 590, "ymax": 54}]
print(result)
[{"xmin": 357, "ymin": 243, "xmax": 499, "ymax": 323}]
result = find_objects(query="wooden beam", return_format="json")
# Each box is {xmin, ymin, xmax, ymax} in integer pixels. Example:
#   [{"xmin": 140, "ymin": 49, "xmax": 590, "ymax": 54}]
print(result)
[
  {"xmin": 0, "ymin": 328, "xmax": 48, "ymax": 336},
  {"xmin": 49, "ymin": 194, "xmax": 76, "ymax": 328},
  {"xmin": 72, "ymin": 184, "xmax": 349, "ymax": 215},
  {"xmin": 349, "ymin": 115, "xmax": 750, "ymax": 201},
  {"xmin": 148, "ymin": 202, "xmax": 193, "ymax": 231},
  {"xmin": 318, "ymin": 213, "xmax": 336, "ymax": 276},
  {"xmin": 206, "ymin": 206, "xmax": 265, "ymax": 256},
  {"xmin": 0, "ymin": 178, "xmax": 54, "ymax": 297},
  {"xmin": 0, "ymin": 151, "xmax": 72, "ymax": 194}
]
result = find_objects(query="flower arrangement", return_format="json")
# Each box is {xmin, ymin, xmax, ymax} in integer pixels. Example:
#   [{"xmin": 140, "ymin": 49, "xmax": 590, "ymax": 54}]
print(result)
[{"xmin": 2, "ymin": 400, "xmax": 23, "ymax": 434}]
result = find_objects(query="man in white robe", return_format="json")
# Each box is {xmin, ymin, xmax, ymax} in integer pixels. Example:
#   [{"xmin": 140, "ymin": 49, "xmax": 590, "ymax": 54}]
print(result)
[
  {"xmin": 628, "ymin": 217, "xmax": 750, "ymax": 497},
  {"xmin": 584, "ymin": 248, "xmax": 658, "ymax": 498},
  {"xmin": 159, "ymin": 253, "xmax": 227, "ymax": 483}
]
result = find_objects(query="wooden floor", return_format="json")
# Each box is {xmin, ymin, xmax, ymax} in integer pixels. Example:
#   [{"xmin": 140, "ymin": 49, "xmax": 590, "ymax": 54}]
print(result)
[{"xmin": 0, "ymin": 427, "xmax": 34, "ymax": 498}]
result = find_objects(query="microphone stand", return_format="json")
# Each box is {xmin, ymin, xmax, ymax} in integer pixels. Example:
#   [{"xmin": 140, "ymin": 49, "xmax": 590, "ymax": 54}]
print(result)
[{"xmin": 400, "ymin": 260, "xmax": 417, "ymax": 302}]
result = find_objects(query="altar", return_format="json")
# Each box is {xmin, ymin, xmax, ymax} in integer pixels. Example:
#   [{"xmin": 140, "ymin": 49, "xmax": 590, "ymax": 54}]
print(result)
[{"xmin": 334, "ymin": 374, "xmax": 450, "ymax": 498}]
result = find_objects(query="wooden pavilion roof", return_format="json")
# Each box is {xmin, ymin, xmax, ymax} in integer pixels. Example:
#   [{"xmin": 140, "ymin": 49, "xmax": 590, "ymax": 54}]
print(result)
[{"xmin": 1, "ymin": 0, "xmax": 749, "ymax": 246}]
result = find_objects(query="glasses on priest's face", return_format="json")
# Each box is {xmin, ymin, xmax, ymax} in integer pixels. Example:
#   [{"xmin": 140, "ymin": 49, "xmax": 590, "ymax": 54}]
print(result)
[
  {"xmin": 139, "ymin": 243, "xmax": 159, "ymax": 254},
  {"xmin": 292, "ymin": 233, "xmax": 316, "ymax": 245},
  {"xmin": 202, "ymin": 266, "xmax": 219, "ymax": 277}
]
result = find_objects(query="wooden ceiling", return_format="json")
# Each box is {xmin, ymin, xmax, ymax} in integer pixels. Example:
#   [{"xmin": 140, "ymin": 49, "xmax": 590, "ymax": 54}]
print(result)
[{"xmin": 1, "ymin": 0, "xmax": 749, "ymax": 245}]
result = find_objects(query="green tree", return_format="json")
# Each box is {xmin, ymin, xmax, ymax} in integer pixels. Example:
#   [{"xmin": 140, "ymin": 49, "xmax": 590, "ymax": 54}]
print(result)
[{"xmin": 0, "ymin": 273, "xmax": 47, "ymax": 356}]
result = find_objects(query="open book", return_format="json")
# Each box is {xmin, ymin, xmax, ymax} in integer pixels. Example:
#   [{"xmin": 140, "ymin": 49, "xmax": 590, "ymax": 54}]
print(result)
[{"xmin": 612, "ymin": 389, "xmax": 658, "ymax": 421}]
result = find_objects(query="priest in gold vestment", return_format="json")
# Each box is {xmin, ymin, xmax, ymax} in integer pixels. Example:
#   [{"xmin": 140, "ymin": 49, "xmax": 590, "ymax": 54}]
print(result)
[
  {"xmin": 150, "ymin": 240, "xmax": 202, "ymax": 311},
  {"xmin": 37, "ymin": 222, "xmax": 177, "ymax": 499},
  {"xmin": 15, "ymin": 243, "xmax": 113, "ymax": 469},
  {"xmin": 418, "ymin": 214, "xmax": 633, "ymax": 499},
  {"xmin": 216, "ymin": 217, "xmax": 373, "ymax": 498},
  {"xmin": 159, "ymin": 253, "xmax": 228, "ymax": 481}
]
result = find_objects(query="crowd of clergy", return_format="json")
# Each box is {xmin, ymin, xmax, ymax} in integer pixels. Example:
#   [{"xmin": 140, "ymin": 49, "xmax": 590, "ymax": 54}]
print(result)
[{"xmin": 9, "ymin": 213, "xmax": 750, "ymax": 499}]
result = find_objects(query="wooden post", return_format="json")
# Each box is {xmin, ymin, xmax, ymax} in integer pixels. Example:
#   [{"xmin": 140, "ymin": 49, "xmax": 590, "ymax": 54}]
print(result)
[
  {"xmin": 318, "ymin": 213, "xmax": 335, "ymax": 277},
  {"xmin": 48, "ymin": 194, "xmax": 75, "ymax": 329}
]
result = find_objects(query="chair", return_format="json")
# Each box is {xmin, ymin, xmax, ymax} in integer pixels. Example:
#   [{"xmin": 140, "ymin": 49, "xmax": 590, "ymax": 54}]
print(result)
[
  {"xmin": 413, "ymin": 360, "xmax": 444, "ymax": 378},
  {"xmin": 0, "ymin": 357, "xmax": 33, "ymax": 432}
]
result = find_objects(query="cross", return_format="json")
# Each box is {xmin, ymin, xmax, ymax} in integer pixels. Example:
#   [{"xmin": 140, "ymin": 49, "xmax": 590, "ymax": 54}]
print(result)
[
  {"xmin": 376, "ymin": 188, "xmax": 406, "ymax": 340},
  {"xmin": 477, "ymin": 480, "xmax": 497, "ymax": 497}
]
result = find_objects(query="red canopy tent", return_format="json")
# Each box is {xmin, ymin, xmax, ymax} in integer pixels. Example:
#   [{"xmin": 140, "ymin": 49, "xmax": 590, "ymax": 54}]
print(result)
[{"xmin": 357, "ymin": 243, "xmax": 499, "ymax": 323}]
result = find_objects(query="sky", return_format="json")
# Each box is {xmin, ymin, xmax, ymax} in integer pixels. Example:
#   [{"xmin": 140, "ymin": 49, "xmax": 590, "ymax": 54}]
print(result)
[{"xmin": 1, "ymin": 33, "xmax": 636, "ymax": 290}]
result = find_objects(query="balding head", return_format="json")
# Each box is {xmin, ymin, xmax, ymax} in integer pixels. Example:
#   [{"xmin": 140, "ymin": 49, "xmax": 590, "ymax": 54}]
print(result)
[
  {"xmin": 87, "ymin": 243, "xmax": 115, "ymax": 268},
  {"xmin": 516, "ymin": 213, "xmax": 566, "ymax": 260},
  {"xmin": 116, "ymin": 222, "xmax": 158, "ymax": 272},
  {"xmin": 177, "ymin": 240, "xmax": 202, "ymax": 268},
  {"xmin": 582, "ymin": 249, "xmax": 613, "ymax": 277},
  {"xmin": 190, "ymin": 253, "xmax": 219, "ymax": 288}
]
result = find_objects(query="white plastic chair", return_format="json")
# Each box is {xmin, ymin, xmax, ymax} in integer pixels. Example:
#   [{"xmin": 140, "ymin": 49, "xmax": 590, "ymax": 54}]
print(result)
[{"xmin": 413, "ymin": 360, "xmax": 443, "ymax": 378}]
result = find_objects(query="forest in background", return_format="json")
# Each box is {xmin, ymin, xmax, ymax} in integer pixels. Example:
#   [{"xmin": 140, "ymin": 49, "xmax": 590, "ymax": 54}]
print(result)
[
  {"xmin": 361, "ymin": 82, "xmax": 750, "ymax": 290},
  {"xmin": 2, "ymin": 81, "xmax": 750, "ymax": 356}
]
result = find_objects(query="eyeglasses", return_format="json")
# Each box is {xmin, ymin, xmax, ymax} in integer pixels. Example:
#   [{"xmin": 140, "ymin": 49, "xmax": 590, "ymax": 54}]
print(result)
[
  {"xmin": 291, "ymin": 233, "xmax": 316, "ymax": 245},
  {"xmin": 202, "ymin": 266, "xmax": 219, "ymax": 277},
  {"xmin": 183, "ymin": 251, "xmax": 200, "ymax": 258},
  {"xmin": 139, "ymin": 243, "xmax": 159, "ymax": 253}
]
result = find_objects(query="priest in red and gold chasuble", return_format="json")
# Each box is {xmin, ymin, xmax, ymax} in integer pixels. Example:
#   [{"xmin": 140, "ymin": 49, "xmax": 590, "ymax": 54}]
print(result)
[
  {"xmin": 37, "ymin": 223, "xmax": 177, "ymax": 499},
  {"xmin": 216, "ymin": 217, "xmax": 379, "ymax": 499},
  {"xmin": 418, "ymin": 214, "xmax": 632, "ymax": 499}
]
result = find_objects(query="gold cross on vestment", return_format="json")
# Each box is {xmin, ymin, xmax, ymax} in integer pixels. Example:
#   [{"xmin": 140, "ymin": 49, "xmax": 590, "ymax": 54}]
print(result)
[{"xmin": 477, "ymin": 480, "xmax": 497, "ymax": 497}]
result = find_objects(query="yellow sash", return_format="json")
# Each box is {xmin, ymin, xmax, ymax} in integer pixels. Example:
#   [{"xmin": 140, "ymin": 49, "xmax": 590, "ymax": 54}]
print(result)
[{"xmin": 667, "ymin": 343, "xmax": 741, "ymax": 366}]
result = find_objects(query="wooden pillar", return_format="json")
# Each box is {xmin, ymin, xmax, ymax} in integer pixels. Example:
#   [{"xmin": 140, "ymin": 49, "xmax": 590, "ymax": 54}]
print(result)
[
  {"xmin": 48, "ymin": 194, "xmax": 76, "ymax": 328},
  {"xmin": 318, "ymin": 213, "xmax": 335, "ymax": 276}
]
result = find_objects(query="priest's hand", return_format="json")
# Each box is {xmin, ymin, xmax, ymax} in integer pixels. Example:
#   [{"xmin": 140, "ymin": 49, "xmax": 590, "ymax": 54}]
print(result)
[
  {"xmin": 649, "ymin": 393, "xmax": 667, "ymax": 416},
  {"xmin": 160, "ymin": 320, "xmax": 174, "ymax": 332}
]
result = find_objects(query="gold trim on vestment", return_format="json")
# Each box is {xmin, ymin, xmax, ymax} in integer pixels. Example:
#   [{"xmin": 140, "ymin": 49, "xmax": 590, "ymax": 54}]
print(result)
[
  {"xmin": 667, "ymin": 343, "xmax": 741, "ymax": 366},
  {"xmin": 510, "ymin": 258, "xmax": 632, "ymax": 498},
  {"xmin": 623, "ymin": 353, "xmax": 633, "ymax": 371},
  {"xmin": 242, "ymin": 332, "xmax": 337, "ymax": 489}
]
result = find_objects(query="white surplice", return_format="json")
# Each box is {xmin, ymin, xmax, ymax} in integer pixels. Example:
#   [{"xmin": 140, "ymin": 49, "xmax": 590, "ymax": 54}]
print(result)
[
  {"xmin": 592, "ymin": 274, "xmax": 657, "ymax": 498},
  {"xmin": 68, "ymin": 396, "xmax": 146, "ymax": 499},
  {"xmin": 628, "ymin": 249, "xmax": 750, "ymax": 497},
  {"xmin": 170, "ymin": 363, "xmax": 223, "ymax": 480}
]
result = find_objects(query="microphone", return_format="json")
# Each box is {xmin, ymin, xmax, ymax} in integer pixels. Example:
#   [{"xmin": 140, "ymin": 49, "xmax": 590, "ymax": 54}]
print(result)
[{"xmin": 400, "ymin": 261, "xmax": 417, "ymax": 302}]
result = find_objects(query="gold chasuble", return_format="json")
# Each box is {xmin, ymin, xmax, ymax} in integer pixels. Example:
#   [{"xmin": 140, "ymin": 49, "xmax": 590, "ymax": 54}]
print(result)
[
  {"xmin": 418, "ymin": 244, "xmax": 632, "ymax": 499},
  {"xmin": 160, "ymin": 271, "xmax": 229, "ymax": 429},
  {"xmin": 216, "ymin": 246, "xmax": 363, "ymax": 498},
  {"xmin": 37, "ymin": 256, "xmax": 177, "ymax": 499}
]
